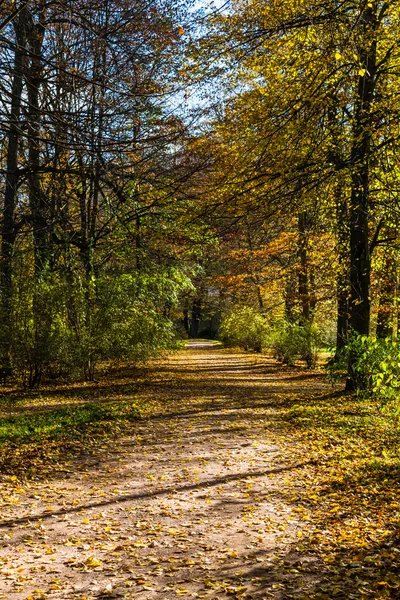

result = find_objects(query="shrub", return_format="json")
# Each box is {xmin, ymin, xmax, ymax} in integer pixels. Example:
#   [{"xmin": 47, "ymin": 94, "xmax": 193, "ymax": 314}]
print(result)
[
  {"xmin": 8, "ymin": 266, "xmax": 192, "ymax": 387},
  {"xmin": 268, "ymin": 320, "xmax": 321, "ymax": 368},
  {"xmin": 327, "ymin": 334, "xmax": 400, "ymax": 404},
  {"xmin": 219, "ymin": 306, "xmax": 267, "ymax": 352}
]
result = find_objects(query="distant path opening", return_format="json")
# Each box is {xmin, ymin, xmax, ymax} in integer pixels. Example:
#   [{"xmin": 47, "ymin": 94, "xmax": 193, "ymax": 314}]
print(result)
[{"xmin": 185, "ymin": 340, "xmax": 218, "ymax": 349}]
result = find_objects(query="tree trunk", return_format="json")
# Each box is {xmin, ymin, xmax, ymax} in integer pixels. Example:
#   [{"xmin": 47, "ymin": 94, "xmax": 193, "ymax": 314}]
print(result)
[
  {"xmin": 298, "ymin": 211, "xmax": 310, "ymax": 323},
  {"xmin": 284, "ymin": 271, "xmax": 297, "ymax": 323},
  {"xmin": 26, "ymin": 7, "xmax": 48, "ymax": 276},
  {"xmin": 346, "ymin": 5, "xmax": 377, "ymax": 390},
  {"xmin": 183, "ymin": 308, "xmax": 190, "ymax": 334},
  {"xmin": 25, "ymin": 4, "xmax": 50, "ymax": 388},
  {"xmin": 348, "ymin": 6, "xmax": 377, "ymax": 338},
  {"xmin": 335, "ymin": 184, "xmax": 349, "ymax": 356},
  {"xmin": 0, "ymin": 10, "xmax": 27, "ymax": 360},
  {"xmin": 190, "ymin": 299, "xmax": 201, "ymax": 338},
  {"xmin": 349, "ymin": 175, "xmax": 370, "ymax": 338}
]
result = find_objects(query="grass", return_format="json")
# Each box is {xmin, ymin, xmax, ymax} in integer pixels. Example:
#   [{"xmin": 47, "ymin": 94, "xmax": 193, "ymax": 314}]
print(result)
[
  {"xmin": 0, "ymin": 401, "xmax": 145, "ymax": 445},
  {"xmin": 0, "ymin": 378, "xmax": 150, "ymax": 479}
]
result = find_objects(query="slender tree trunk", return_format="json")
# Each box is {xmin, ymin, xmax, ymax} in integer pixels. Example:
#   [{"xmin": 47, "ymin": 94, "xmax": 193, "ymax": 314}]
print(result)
[
  {"xmin": 256, "ymin": 284, "xmax": 264, "ymax": 313},
  {"xmin": 335, "ymin": 184, "xmax": 349, "ymax": 355},
  {"xmin": 0, "ymin": 10, "xmax": 27, "ymax": 360},
  {"xmin": 183, "ymin": 308, "xmax": 190, "ymax": 334},
  {"xmin": 190, "ymin": 299, "xmax": 201, "ymax": 338},
  {"xmin": 284, "ymin": 271, "xmax": 297, "ymax": 323},
  {"xmin": 25, "ymin": 4, "xmax": 49, "ymax": 388},
  {"xmin": 26, "ymin": 8, "xmax": 48, "ymax": 276},
  {"xmin": 298, "ymin": 211, "xmax": 310, "ymax": 323}
]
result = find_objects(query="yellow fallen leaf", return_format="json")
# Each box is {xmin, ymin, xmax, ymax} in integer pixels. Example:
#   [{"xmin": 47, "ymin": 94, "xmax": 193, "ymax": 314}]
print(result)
[
  {"xmin": 176, "ymin": 587, "xmax": 190, "ymax": 595},
  {"xmin": 84, "ymin": 555, "xmax": 102, "ymax": 568}
]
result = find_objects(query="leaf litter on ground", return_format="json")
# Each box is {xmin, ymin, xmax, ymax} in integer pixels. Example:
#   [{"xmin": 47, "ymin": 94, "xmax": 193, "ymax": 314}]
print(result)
[{"xmin": 0, "ymin": 346, "xmax": 398, "ymax": 599}]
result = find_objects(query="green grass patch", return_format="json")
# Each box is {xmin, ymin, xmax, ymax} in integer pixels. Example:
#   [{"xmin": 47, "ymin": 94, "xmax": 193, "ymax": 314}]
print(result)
[
  {"xmin": 0, "ymin": 395, "xmax": 149, "ymax": 479},
  {"xmin": 0, "ymin": 400, "xmax": 145, "ymax": 445}
]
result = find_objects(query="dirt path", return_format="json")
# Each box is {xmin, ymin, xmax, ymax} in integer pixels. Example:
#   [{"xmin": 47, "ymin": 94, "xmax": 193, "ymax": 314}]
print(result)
[{"xmin": 0, "ymin": 347, "xmax": 327, "ymax": 600}]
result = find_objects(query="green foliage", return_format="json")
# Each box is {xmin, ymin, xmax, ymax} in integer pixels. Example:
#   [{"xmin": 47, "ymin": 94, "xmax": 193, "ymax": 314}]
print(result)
[
  {"xmin": 327, "ymin": 334, "xmax": 400, "ymax": 410},
  {"xmin": 0, "ymin": 401, "xmax": 144, "ymax": 445},
  {"xmin": 11, "ymin": 274, "xmax": 66, "ymax": 388},
  {"xmin": 8, "ymin": 266, "xmax": 192, "ymax": 387},
  {"xmin": 268, "ymin": 320, "xmax": 321, "ymax": 368},
  {"xmin": 219, "ymin": 306, "xmax": 266, "ymax": 352},
  {"xmin": 219, "ymin": 310, "xmax": 321, "ymax": 366}
]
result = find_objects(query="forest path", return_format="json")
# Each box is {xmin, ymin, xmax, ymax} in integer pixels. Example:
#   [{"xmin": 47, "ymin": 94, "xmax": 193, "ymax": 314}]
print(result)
[{"xmin": 0, "ymin": 347, "xmax": 330, "ymax": 600}]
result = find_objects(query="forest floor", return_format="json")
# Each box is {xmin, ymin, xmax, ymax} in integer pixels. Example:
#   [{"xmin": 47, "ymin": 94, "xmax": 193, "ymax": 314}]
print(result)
[{"xmin": 0, "ymin": 344, "xmax": 399, "ymax": 600}]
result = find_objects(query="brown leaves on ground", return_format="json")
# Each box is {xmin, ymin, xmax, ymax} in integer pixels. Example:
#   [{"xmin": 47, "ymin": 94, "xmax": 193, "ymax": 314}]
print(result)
[{"xmin": 0, "ymin": 344, "xmax": 399, "ymax": 599}]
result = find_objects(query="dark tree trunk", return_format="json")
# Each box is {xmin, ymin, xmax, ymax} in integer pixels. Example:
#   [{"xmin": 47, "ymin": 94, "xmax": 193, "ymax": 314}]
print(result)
[
  {"xmin": 298, "ymin": 211, "xmax": 311, "ymax": 323},
  {"xmin": 255, "ymin": 281, "xmax": 264, "ymax": 313},
  {"xmin": 335, "ymin": 185, "xmax": 349, "ymax": 356},
  {"xmin": 0, "ymin": 10, "xmax": 27, "ymax": 360},
  {"xmin": 348, "ymin": 6, "xmax": 377, "ymax": 338},
  {"xmin": 346, "ymin": 5, "xmax": 377, "ymax": 390},
  {"xmin": 183, "ymin": 308, "xmax": 190, "ymax": 334},
  {"xmin": 26, "ymin": 7, "xmax": 48, "ymax": 276},
  {"xmin": 284, "ymin": 272, "xmax": 297, "ymax": 323},
  {"xmin": 190, "ymin": 299, "xmax": 201, "ymax": 338},
  {"xmin": 25, "ymin": 4, "xmax": 50, "ymax": 388},
  {"xmin": 349, "ymin": 174, "xmax": 370, "ymax": 338}
]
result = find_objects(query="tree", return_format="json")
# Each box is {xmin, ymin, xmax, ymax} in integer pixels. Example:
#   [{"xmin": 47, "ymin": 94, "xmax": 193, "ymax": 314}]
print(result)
[
  {"xmin": 0, "ymin": 0, "xmax": 199, "ymax": 385},
  {"xmin": 191, "ymin": 0, "xmax": 400, "ymax": 386}
]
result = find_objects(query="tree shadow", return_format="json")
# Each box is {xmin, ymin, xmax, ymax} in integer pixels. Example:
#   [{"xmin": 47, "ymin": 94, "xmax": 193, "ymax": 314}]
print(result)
[{"xmin": 0, "ymin": 461, "xmax": 314, "ymax": 529}]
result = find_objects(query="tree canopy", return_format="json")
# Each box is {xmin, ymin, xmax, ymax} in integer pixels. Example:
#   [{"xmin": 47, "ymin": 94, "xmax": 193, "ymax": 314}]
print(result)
[{"xmin": 0, "ymin": 0, "xmax": 400, "ymax": 390}]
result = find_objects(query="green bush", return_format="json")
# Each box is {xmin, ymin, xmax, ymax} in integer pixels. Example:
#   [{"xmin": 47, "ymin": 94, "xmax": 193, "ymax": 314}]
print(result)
[
  {"xmin": 8, "ymin": 266, "xmax": 191, "ymax": 387},
  {"xmin": 268, "ymin": 320, "xmax": 320, "ymax": 367},
  {"xmin": 327, "ymin": 334, "xmax": 400, "ymax": 406},
  {"xmin": 11, "ymin": 274, "xmax": 67, "ymax": 388},
  {"xmin": 219, "ymin": 306, "xmax": 267, "ymax": 352}
]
